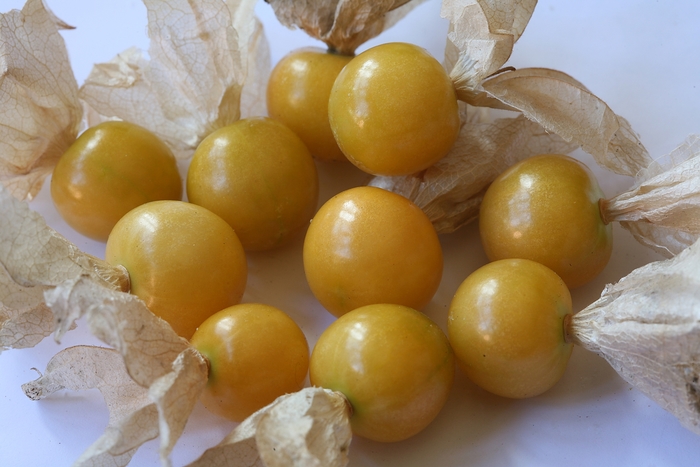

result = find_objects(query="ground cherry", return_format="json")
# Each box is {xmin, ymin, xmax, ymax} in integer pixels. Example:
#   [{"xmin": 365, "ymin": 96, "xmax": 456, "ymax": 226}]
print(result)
[
  {"xmin": 190, "ymin": 303, "xmax": 309, "ymax": 422},
  {"xmin": 267, "ymin": 47, "xmax": 353, "ymax": 162},
  {"xmin": 303, "ymin": 186, "xmax": 443, "ymax": 317},
  {"xmin": 328, "ymin": 42, "xmax": 460, "ymax": 176},
  {"xmin": 310, "ymin": 303, "xmax": 454, "ymax": 442},
  {"xmin": 479, "ymin": 154, "xmax": 612, "ymax": 288},
  {"xmin": 187, "ymin": 117, "xmax": 319, "ymax": 251},
  {"xmin": 51, "ymin": 120, "xmax": 182, "ymax": 241},
  {"xmin": 105, "ymin": 200, "xmax": 247, "ymax": 339},
  {"xmin": 448, "ymin": 259, "xmax": 573, "ymax": 398}
]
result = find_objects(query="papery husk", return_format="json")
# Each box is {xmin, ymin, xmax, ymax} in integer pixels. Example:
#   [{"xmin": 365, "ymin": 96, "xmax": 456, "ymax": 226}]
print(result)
[
  {"xmin": 187, "ymin": 387, "xmax": 352, "ymax": 467},
  {"xmin": 478, "ymin": 68, "xmax": 651, "ymax": 177},
  {"xmin": 45, "ymin": 275, "xmax": 191, "ymax": 388},
  {"xmin": 442, "ymin": 0, "xmax": 536, "ymax": 87},
  {"xmin": 265, "ymin": 0, "xmax": 420, "ymax": 55},
  {"xmin": 443, "ymin": 0, "xmax": 651, "ymax": 177},
  {"xmin": 569, "ymin": 238, "xmax": 700, "ymax": 435},
  {"xmin": 42, "ymin": 274, "xmax": 209, "ymax": 466},
  {"xmin": 0, "ymin": 264, "xmax": 53, "ymax": 352},
  {"xmin": 0, "ymin": 184, "xmax": 127, "ymax": 352},
  {"xmin": 79, "ymin": 0, "xmax": 270, "ymax": 159},
  {"xmin": 0, "ymin": 0, "xmax": 83, "ymax": 201},
  {"xmin": 22, "ymin": 345, "xmax": 158, "ymax": 467},
  {"xmin": 602, "ymin": 135, "xmax": 700, "ymax": 257}
]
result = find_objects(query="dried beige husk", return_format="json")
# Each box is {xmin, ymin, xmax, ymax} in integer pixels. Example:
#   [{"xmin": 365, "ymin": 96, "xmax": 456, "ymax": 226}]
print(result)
[
  {"xmin": 265, "ymin": 0, "xmax": 420, "ymax": 55},
  {"xmin": 79, "ymin": 0, "xmax": 270, "ymax": 159},
  {"xmin": 602, "ymin": 135, "xmax": 700, "ymax": 257},
  {"xmin": 41, "ymin": 274, "xmax": 209, "ymax": 466},
  {"xmin": 186, "ymin": 387, "xmax": 352, "ymax": 467},
  {"xmin": 570, "ymin": 238, "xmax": 700, "ymax": 435},
  {"xmin": 0, "ymin": 184, "xmax": 127, "ymax": 353},
  {"xmin": 0, "ymin": 262, "xmax": 53, "ymax": 353},
  {"xmin": 0, "ymin": 0, "xmax": 82, "ymax": 201},
  {"xmin": 373, "ymin": 0, "xmax": 654, "ymax": 233},
  {"xmin": 22, "ymin": 345, "xmax": 158, "ymax": 467},
  {"xmin": 443, "ymin": 0, "xmax": 651, "ymax": 177}
]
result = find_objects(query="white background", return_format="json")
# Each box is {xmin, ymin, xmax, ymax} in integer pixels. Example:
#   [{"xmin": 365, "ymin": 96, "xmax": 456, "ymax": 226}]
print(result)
[{"xmin": 2, "ymin": 0, "xmax": 700, "ymax": 466}]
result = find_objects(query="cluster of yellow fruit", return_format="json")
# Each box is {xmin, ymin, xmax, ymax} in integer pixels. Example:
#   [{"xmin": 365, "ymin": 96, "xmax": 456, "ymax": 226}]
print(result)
[{"xmin": 49, "ymin": 38, "xmax": 612, "ymax": 443}]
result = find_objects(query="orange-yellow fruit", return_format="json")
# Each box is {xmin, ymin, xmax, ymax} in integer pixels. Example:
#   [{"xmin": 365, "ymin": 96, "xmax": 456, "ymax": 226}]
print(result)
[
  {"xmin": 267, "ymin": 47, "xmax": 353, "ymax": 162},
  {"xmin": 303, "ymin": 186, "xmax": 443, "ymax": 317},
  {"xmin": 310, "ymin": 303, "xmax": 454, "ymax": 442},
  {"xmin": 105, "ymin": 200, "xmax": 247, "ymax": 339},
  {"xmin": 187, "ymin": 117, "xmax": 319, "ymax": 251},
  {"xmin": 448, "ymin": 258, "xmax": 573, "ymax": 398},
  {"xmin": 51, "ymin": 120, "xmax": 182, "ymax": 241},
  {"xmin": 328, "ymin": 42, "xmax": 460, "ymax": 176},
  {"xmin": 479, "ymin": 154, "xmax": 612, "ymax": 288},
  {"xmin": 191, "ymin": 303, "xmax": 309, "ymax": 422}
]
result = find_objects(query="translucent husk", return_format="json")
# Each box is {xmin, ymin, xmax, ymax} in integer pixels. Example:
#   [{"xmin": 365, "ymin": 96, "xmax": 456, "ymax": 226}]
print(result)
[
  {"xmin": 569, "ymin": 238, "xmax": 700, "ymax": 435},
  {"xmin": 2, "ymin": 0, "xmax": 700, "ymax": 465},
  {"xmin": 185, "ymin": 387, "xmax": 352, "ymax": 467},
  {"xmin": 0, "ymin": 183, "xmax": 127, "ymax": 354},
  {"xmin": 0, "ymin": 0, "xmax": 82, "ymax": 201},
  {"xmin": 601, "ymin": 135, "xmax": 700, "ymax": 257},
  {"xmin": 265, "ymin": 0, "xmax": 421, "ymax": 55}
]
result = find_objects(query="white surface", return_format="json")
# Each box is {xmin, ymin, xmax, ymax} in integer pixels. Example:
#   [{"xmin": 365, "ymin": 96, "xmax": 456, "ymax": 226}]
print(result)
[{"xmin": 1, "ymin": 1, "xmax": 700, "ymax": 466}]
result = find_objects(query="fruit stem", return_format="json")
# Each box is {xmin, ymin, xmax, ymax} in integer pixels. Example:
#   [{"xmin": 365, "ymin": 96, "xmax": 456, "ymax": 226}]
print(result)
[
  {"xmin": 598, "ymin": 198, "xmax": 612, "ymax": 225},
  {"xmin": 563, "ymin": 313, "xmax": 574, "ymax": 344},
  {"xmin": 81, "ymin": 252, "xmax": 131, "ymax": 293},
  {"xmin": 338, "ymin": 391, "xmax": 354, "ymax": 418},
  {"xmin": 326, "ymin": 46, "xmax": 354, "ymax": 58}
]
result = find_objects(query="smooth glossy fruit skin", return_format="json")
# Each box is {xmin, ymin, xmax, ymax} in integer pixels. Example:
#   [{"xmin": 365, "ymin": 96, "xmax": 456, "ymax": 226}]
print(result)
[
  {"xmin": 310, "ymin": 304, "xmax": 454, "ymax": 442},
  {"xmin": 303, "ymin": 186, "xmax": 443, "ymax": 317},
  {"xmin": 190, "ymin": 303, "xmax": 309, "ymax": 422},
  {"xmin": 328, "ymin": 42, "xmax": 460, "ymax": 176},
  {"xmin": 187, "ymin": 117, "xmax": 319, "ymax": 251},
  {"xmin": 105, "ymin": 200, "xmax": 247, "ymax": 339},
  {"xmin": 51, "ymin": 120, "xmax": 182, "ymax": 241},
  {"xmin": 448, "ymin": 259, "xmax": 573, "ymax": 398},
  {"xmin": 479, "ymin": 154, "xmax": 612, "ymax": 288},
  {"xmin": 267, "ymin": 47, "xmax": 353, "ymax": 162}
]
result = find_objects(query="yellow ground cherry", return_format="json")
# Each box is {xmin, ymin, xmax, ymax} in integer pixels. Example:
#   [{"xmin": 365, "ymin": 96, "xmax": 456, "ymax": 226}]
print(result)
[
  {"xmin": 267, "ymin": 47, "xmax": 353, "ymax": 162},
  {"xmin": 187, "ymin": 117, "xmax": 319, "ymax": 251},
  {"xmin": 190, "ymin": 303, "xmax": 309, "ymax": 422},
  {"xmin": 105, "ymin": 200, "xmax": 247, "ymax": 339},
  {"xmin": 479, "ymin": 154, "xmax": 612, "ymax": 288},
  {"xmin": 328, "ymin": 42, "xmax": 460, "ymax": 176},
  {"xmin": 448, "ymin": 259, "xmax": 573, "ymax": 398},
  {"xmin": 303, "ymin": 186, "xmax": 443, "ymax": 317},
  {"xmin": 50, "ymin": 120, "xmax": 182, "ymax": 242},
  {"xmin": 310, "ymin": 303, "xmax": 454, "ymax": 442}
]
